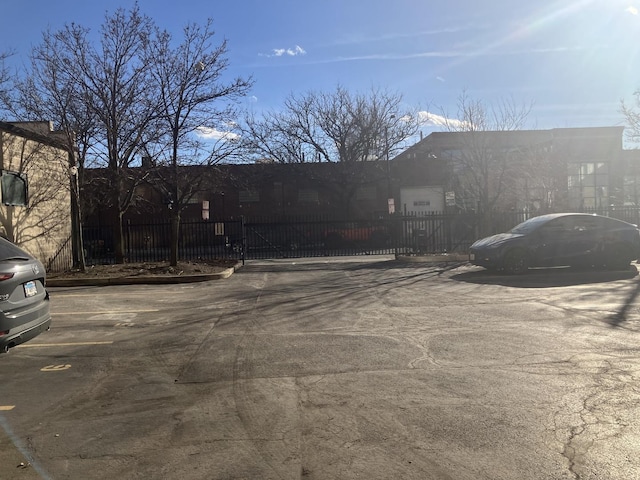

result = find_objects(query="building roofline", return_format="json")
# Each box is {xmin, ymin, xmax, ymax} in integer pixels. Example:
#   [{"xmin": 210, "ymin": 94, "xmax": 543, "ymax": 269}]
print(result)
[{"xmin": 0, "ymin": 121, "xmax": 72, "ymax": 153}]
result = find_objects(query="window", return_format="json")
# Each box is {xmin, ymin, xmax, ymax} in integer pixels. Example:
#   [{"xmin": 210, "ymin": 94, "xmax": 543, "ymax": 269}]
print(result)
[
  {"xmin": 298, "ymin": 189, "xmax": 318, "ymax": 203},
  {"xmin": 623, "ymin": 175, "xmax": 640, "ymax": 206},
  {"xmin": 1, "ymin": 171, "xmax": 28, "ymax": 206},
  {"xmin": 573, "ymin": 216, "xmax": 599, "ymax": 232},
  {"xmin": 567, "ymin": 162, "xmax": 608, "ymax": 209},
  {"xmin": 239, "ymin": 190, "xmax": 260, "ymax": 203},
  {"xmin": 540, "ymin": 217, "xmax": 574, "ymax": 235},
  {"xmin": 356, "ymin": 186, "xmax": 377, "ymax": 201}
]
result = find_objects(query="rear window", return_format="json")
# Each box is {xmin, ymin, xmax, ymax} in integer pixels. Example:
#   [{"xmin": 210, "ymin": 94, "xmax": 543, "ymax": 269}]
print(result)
[
  {"xmin": 600, "ymin": 216, "xmax": 636, "ymax": 231},
  {"xmin": 0, "ymin": 236, "xmax": 32, "ymax": 260}
]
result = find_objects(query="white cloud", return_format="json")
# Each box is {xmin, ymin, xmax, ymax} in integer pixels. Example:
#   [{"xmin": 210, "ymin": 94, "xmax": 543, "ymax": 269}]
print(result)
[
  {"xmin": 417, "ymin": 111, "xmax": 466, "ymax": 129},
  {"xmin": 263, "ymin": 45, "xmax": 306, "ymax": 58},
  {"xmin": 196, "ymin": 126, "xmax": 240, "ymax": 141},
  {"xmin": 626, "ymin": 5, "xmax": 639, "ymax": 15}
]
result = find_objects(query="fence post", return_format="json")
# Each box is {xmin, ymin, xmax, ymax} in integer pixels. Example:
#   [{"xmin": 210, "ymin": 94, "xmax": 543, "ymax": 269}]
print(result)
[
  {"xmin": 241, "ymin": 215, "xmax": 246, "ymax": 265},
  {"xmin": 126, "ymin": 219, "xmax": 131, "ymax": 262},
  {"xmin": 393, "ymin": 215, "xmax": 400, "ymax": 257}
]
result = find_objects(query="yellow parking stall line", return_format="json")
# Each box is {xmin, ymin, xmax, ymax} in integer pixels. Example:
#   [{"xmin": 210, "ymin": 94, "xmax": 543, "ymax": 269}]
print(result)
[
  {"xmin": 0, "ymin": 406, "xmax": 15, "ymax": 411},
  {"xmin": 17, "ymin": 341, "xmax": 114, "ymax": 348}
]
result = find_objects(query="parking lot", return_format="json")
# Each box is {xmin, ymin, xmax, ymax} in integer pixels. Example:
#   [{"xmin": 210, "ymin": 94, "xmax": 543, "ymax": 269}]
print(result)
[{"xmin": 2, "ymin": 256, "xmax": 640, "ymax": 480}]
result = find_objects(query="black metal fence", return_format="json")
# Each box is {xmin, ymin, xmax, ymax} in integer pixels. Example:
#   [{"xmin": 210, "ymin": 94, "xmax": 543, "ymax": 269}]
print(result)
[
  {"xmin": 81, "ymin": 207, "xmax": 640, "ymax": 265},
  {"xmin": 46, "ymin": 235, "xmax": 74, "ymax": 273}
]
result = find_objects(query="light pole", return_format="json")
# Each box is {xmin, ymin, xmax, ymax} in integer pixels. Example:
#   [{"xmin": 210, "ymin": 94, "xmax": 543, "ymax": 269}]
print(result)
[{"xmin": 69, "ymin": 154, "xmax": 85, "ymax": 271}]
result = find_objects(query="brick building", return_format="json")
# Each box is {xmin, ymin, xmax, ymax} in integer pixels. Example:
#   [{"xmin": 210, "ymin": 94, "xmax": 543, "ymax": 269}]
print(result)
[{"xmin": 83, "ymin": 126, "xmax": 638, "ymax": 225}]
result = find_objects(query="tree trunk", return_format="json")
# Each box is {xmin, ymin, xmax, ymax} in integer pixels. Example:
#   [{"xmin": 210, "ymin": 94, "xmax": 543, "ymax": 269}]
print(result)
[{"xmin": 113, "ymin": 209, "xmax": 125, "ymax": 264}]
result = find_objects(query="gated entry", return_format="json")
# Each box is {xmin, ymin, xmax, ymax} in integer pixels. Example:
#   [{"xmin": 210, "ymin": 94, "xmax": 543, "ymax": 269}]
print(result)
[
  {"xmin": 241, "ymin": 217, "xmax": 397, "ymax": 259},
  {"xmin": 82, "ymin": 208, "xmax": 640, "ymax": 265},
  {"xmin": 82, "ymin": 213, "xmax": 480, "ymax": 264}
]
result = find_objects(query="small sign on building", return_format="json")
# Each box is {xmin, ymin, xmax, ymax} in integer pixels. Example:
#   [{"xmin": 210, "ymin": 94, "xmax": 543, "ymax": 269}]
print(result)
[
  {"xmin": 388, "ymin": 198, "xmax": 395, "ymax": 214},
  {"xmin": 400, "ymin": 186, "xmax": 444, "ymax": 214},
  {"xmin": 445, "ymin": 191, "xmax": 456, "ymax": 207},
  {"xmin": 202, "ymin": 200, "xmax": 210, "ymax": 220}
]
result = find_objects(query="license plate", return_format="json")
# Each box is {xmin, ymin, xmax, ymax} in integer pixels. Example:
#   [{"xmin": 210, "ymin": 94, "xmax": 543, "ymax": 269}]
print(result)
[
  {"xmin": 469, "ymin": 253, "xmax": 475, "ymax": 261},
  {"xmin": 24, "ymin": 281, "xmax": 37, "ymax": 298}
]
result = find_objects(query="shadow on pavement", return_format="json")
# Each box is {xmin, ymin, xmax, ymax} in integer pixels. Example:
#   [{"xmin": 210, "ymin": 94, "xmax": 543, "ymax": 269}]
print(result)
[
  {"xmin": 454, "ymin": 265, "xmax": 640, "ymax": 329},
  {"xmin": 451, "ymin": 265, "xmax": 638, "ymax": 288}
]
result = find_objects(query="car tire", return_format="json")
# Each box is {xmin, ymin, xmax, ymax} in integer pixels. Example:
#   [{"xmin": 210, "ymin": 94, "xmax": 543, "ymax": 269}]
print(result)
[{"xmin": 503, "ymin": 249, "xmax": 530, "ymax": 274}]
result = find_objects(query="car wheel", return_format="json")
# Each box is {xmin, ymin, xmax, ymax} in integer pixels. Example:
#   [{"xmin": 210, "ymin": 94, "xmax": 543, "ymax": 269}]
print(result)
[{"xmin": 503, "ymin": 249, "xmax": 530, "ymax": 274}]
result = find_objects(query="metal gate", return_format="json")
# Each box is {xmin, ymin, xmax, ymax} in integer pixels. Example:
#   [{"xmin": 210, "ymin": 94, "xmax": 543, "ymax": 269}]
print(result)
[
  {"xmin": 241, "ymin": 217, "xmax": 398, "ymax": 260},
  {"xmin": 82, "ymin": 213, "xmax": 479, "ymax": 264}
]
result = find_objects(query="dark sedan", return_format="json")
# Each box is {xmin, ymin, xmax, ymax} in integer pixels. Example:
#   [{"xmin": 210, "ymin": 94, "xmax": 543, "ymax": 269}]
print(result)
[
  {"xmin": 0, "ymin": 238, "xmax": 50, "ymax": 353},
  {"xmin": 469, "ymin": 213, "xmax": 640, "ymax": 274}
]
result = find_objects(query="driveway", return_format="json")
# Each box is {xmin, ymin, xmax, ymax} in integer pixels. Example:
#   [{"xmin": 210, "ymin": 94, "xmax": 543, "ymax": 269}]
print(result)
[{"xmin": 2, "ymin": 257, "xmax": 640, "ymax": 479}]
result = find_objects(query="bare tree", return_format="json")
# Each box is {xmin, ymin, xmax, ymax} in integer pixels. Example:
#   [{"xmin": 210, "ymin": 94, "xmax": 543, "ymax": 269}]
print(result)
[
  {"xmin": 144, "ymin": 19, "xmax": 252, "ymax": 266},
  {"xmin": 245, "ymin": 86, "xmax": 417, "ymax": 163},
  {"xmin": 438, "ymin": 91, "xmax": 533, "ymax": 220},
  {"xmin": 0, "ymin": 51, "xmax": 14, "ymax": 113},
  {"xmin": 0, "ymin": 46, "xmax": 92, "ymax": 269},
  {"xmin": 242, "ymin": 86, "xmax": 419, "ymax": 215},
  {"xmin": 30, "ymin": 5, "xmax": 158, "ymax": 263},
  {"xmin": 622, "ymin": 91, "xmax": 640, "ymax": 145},
  {"xmin": 518, "ymin": 141, "xmax": 567, "ymax": 213},
  {"xmin": 5, "ymin": 38, "xmax": 106, "ymax": 270}
]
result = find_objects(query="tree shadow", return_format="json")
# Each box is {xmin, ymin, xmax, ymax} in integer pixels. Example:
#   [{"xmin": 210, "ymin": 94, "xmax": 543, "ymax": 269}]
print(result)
[
  {"xmin": 239, "ymin": 259, "xmax": 640, "ymax": 329},
  {"xmin": 452, "ymin": 264, "xmax": 640, "ymax": 328},
  {"xmin": 605, "ymin": 276, "xmax": 640, "ymax": 328},
  {"xmin": 451, "ymin": 266, "xmax": 638, "ymax": 288}
]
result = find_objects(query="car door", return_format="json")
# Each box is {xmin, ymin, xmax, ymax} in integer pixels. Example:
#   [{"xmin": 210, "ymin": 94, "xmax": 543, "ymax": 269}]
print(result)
[
  {"xmin": 536, "ymin": 216, "xmax": 600, "ymax": 266},
  {"xmin": 532, "ymin": 217, "xmax": 574, "ymax": 266},
  {"xmin": 565, "ymin": 216, "xmax": 601, "ymax": 265}
]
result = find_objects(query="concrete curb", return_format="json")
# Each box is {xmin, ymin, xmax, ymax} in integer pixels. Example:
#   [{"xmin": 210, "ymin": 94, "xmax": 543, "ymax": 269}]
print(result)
[
  {"xmin": 47, "ymin": 264, "xmax": 241, "ymax": 287},
  {"xmin": 395, "ymin": 253, "xmax": 469, "ymax": 263}
]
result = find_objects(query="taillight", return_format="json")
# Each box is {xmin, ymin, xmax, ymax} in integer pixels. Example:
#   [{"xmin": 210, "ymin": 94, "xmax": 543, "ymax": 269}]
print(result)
[
  {"xmin": 0, "ymin": 273, "xmax": 14, "ymax": 281},
  {"xmin": 0, "ymin": 330, "xmax": 8, "ymax": 336}
]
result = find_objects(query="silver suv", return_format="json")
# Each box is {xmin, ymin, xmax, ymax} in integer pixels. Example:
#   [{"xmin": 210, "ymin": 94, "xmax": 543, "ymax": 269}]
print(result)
[{"xmin": 0, "ymin": 238, "xmax": 50, "ymax": 353}]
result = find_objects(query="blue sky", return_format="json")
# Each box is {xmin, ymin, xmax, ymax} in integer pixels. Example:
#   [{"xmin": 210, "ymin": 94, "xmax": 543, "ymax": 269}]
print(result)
[{"xmin": 2, "ymin": 0, "xmax": 640, "ymax": 133}]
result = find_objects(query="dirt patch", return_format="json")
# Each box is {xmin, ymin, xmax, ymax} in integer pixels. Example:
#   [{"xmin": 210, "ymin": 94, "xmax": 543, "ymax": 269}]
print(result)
[{"xmin": 48, "ymin": 259, "xmax": 238, "ymax": 279}]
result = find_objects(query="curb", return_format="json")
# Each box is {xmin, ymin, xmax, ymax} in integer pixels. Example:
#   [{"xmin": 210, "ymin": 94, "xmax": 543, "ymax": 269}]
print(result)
[
  {"xmin": 47, "ymin": 264, "xmax": 240, "ymax": 287},
  {"xmin": 395, "ymin": 253, "xmax": 469, "ymax": 264}
]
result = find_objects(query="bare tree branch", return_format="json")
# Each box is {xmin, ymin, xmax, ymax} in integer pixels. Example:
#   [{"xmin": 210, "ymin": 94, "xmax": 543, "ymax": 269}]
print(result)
[
  {"xmin": 144, "ymin": 19, "xmax": 252, "ymax": 265},
  {"xmin": 622, "ymin": 91, "xmax": 640, "ymax": 145},
  {"xmin": 438, "ymin": 91, "xmax": 534, "ymax": 219}
]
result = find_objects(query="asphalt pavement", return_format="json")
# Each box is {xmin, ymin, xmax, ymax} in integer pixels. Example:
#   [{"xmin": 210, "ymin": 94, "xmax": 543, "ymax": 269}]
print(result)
[{"xmin": 2, "ymin": 256, "xmax": 640, "ymax": 479}]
